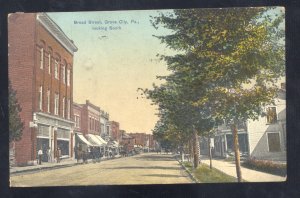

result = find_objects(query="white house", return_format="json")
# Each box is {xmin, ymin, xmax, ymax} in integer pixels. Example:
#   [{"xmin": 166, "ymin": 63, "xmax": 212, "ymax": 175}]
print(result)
[
  {"xmin": 247, "ymin": 87, "xmax": 286, "ymax": 161},
  {"xmin": 200, "ymin": 84, "xmax": 286, "ymax": 162}
]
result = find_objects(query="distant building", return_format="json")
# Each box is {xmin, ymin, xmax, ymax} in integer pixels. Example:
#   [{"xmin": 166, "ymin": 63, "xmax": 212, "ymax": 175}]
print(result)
[
  {"xmin": 80, "ymin": 100, "xmax": 101, "ymax": 136},
  {"xmin": 109, "ymin": 121, "xmax": 120, "ymax": 142},
  {"xmin": 119, "ymin": 130, "xmax": 134, "ymax": 152},
  {"xmin": 8, "ymin": 13, "xmax": 78, "ymax": 166},
  {"xmin": 128, "ymin": 133, "xmax": 155, "ymax": 150},
  {"xmin": 100, "ymin": 110, "xmax": 110, "ymax": 139}
]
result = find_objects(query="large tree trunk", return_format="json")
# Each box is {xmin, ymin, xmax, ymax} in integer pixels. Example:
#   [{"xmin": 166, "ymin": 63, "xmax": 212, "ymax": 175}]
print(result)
[
  {"xmin": 232, "ymin": 122, "xmax": 242, "ymax": 182},
  {"xmin": 193, "ymin": 130, "xmax": 200, "ymax": 168}
]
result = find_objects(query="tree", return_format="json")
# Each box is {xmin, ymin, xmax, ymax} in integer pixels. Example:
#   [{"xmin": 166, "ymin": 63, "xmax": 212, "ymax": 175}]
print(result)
[
  {"xmin": 9, "ymin": 80, "xmax": 24, "ymax": 143},
  {"xmin": 148, "ymin": 7, "xmax": 284, "ymax": 181}
]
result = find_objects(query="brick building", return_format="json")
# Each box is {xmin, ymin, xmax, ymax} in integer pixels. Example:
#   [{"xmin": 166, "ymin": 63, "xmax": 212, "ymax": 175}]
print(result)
[
  {"xmin": 79, "ymin": 100, "xmax": 101, "ymax": 136},
  {"xmin": 100, "ymin": 110, "xmax": 110, "ymax": 139},
  {"xmin": 109, "ymin": 121, "xmax": 120, "ymax": 142},
  {"xmin": 8, "ymin": 13, "xmax": 78, "ymax": 165},
  {"xmin": 128, "ymin": 133, "xmax": 154, "ymax": 150}
]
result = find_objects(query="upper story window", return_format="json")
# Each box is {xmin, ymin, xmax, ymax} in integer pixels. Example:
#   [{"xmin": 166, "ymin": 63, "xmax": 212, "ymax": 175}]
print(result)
[
  {"xmin": 62, "ymin": 97, "xmax": 65, "ymax": 118},
  {"xmin": 47, "ymin": 90, "xmax": 50, "ymax": 113},
  {"xmin": 55, "ymin": 60, "xmax": 59, "ymax": 79},
  {"xmin": 39, "ymin": 86, "xmax": 43, "ymax": 110},
  {"xmin": 40, "ymin": 48, "xmax": 44, "ymax": 69},
  {"xmin": 54, "ymin": 93, "xmax": 59, "ymax": 115},
  {"xmin": 62, "ymin": 65, "xmax": 66, "ymax": 84},
  {"xmin": 67, "ymin": 69, "xmax": 70, "ymax": 86},
  {"xmin": 48, "ymin": 54, "xmax": 51, "ymax": 74},
  {"xmin": 266, "ymin": 107, "xmax": 277, "ymax": 124},
  {"xmin": 67, "ymin": 99, "xmax": 71, "ymax": 119},
  {"xmin": 74, "ymin": 115, "xmax": 80, "ymax": 128},
  {"xmin": 89, "ymin": 117, "xmax": 92, "ymax": 130}
]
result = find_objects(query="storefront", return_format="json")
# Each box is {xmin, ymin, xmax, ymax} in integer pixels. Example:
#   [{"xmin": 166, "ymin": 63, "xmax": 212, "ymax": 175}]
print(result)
[{"xmin": 35, "ymin": 112, "xmax": 74, "ymax": 162}]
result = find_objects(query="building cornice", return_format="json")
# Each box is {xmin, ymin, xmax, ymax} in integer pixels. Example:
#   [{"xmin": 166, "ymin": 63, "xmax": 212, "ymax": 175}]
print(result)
[{"xmin": 37, "ymin": 13, "xmax": 78, "ymax": 55}]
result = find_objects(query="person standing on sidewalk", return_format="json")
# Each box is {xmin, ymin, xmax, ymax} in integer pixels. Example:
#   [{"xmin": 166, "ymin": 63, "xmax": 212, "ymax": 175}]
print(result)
[
  {"xmin": 47, "ymin": 147, "xmax": 52, "ymax": 163},
  {"xmin": 56, "ymin": 148, "xmax": 61, "ymax": 163},
  {"xmin": 38, "ymin": 148, "xmax": 43, "ymax": 165}
]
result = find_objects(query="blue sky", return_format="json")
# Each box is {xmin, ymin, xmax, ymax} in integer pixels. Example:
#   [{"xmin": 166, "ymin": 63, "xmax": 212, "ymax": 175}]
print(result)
[
  {"xmin": 48, "ymin": 10, "xmax": 173, "ymax": 133},
  {"xmin": 47, "ymin": 7, "xmax": 284, "ymax": 133}
]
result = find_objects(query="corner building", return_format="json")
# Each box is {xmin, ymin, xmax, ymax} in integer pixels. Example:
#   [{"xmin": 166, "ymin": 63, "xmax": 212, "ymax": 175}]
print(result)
[{"xmin": 8, "ymin": 13, "xmax": 78, "ymax": 165}]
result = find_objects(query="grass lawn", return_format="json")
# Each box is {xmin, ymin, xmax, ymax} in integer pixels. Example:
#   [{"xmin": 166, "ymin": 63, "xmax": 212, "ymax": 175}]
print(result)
[{"xmin": 182, "ymin": 162, "xmax": 237, "ymax": 183}]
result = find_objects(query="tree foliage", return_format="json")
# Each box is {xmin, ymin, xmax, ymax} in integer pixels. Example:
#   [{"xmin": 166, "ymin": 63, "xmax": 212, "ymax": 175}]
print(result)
[
  {"xmin": 143, "ymin": 7, "xmax": 284, "ymax": 171},
  {"xmin": 9, "ymin": 80, "xmax": 24, "ymax": 143}
]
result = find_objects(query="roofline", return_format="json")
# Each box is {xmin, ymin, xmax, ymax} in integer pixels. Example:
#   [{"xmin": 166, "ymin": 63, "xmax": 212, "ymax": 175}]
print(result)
[{"xmin": 37, "ymin": 13, "xmax": 78, "ymax": 55}]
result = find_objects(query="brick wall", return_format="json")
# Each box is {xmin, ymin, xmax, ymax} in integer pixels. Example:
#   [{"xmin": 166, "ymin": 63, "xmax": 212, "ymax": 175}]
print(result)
[{"xmin": 8, "ymin": 13, "xmax": 36, "ymax": 165}]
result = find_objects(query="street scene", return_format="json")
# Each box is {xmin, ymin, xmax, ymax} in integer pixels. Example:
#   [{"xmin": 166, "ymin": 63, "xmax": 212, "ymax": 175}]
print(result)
[{"xmin": 8, "ymin": 7, "xmax": 285, "ymax": 186}]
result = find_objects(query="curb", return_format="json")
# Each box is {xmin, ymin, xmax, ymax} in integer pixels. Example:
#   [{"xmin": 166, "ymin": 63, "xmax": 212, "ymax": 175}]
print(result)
[{"xmin": 175, "ymin": 156, "xmax": 199, "ymax": 183}]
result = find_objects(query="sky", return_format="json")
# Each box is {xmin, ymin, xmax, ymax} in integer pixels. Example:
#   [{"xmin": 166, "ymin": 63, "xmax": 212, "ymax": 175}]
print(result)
[
  {"xmin": 47, "ymin": 10, "xmax": 174, "ymax": 134},
  {"xmin": 47, "ymin": 7, "xmax": 284, "ymax": 134}
]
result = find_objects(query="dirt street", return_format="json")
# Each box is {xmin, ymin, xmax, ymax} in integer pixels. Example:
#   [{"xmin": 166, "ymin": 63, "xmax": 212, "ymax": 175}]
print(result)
[{"xmin": 10, "ymin": 153, "xmax": 193, "ymax": 186}]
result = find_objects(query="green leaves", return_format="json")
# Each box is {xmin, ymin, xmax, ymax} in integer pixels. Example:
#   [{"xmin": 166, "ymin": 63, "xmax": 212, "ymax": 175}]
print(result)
[
  {"xmin": 144, "ymin": 7, "xmax": 284, "ymax": 147},
  {"xmin": 9, "ymin": 80, "xmax": 24, "ymax": 143}
]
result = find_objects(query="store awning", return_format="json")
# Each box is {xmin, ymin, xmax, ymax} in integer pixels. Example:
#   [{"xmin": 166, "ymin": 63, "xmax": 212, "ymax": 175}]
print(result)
[
  {"xmin": 77, "ymin": 134, "xmax": 94, "ymax": 147},
  {"xmin": 86, "ymin": 134, "xmax": 105, "ymax": 147},
  {"xmin": 113, "ymin": 141, "xmax": 119, "ymax": 147},
  {"xmin": 95, "ymin": 135, "xmax": 108, "ymax": 145}
]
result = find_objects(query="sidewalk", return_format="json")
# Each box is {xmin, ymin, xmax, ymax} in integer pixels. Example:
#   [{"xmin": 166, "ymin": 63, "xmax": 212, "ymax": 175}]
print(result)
[
  {"xmin": 10, "ymin": 155, "xmax": 122, "ymax": 175},
  {"xmin": 200, "ymin": 156, "xmax": 286, "ymax": 182}
]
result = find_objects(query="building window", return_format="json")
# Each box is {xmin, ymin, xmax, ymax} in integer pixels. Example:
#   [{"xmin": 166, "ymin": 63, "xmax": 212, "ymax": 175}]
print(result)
[
  {"xmin": 89, "ymin": 117, "xmax": 92, "ymax": 130},
  {"xmin": 40, "ymin": 48, "xmax": 44, "ymax": 69},
  {"xmin": 48, "ymin": 54, "xmax": 51, "ymax": 74},
  {"xmin": 67, "ymin": 99, "xmax": 70, "ymax": 119},
  {"xmin": 266, "ymin": 107, "xmax": 277, "ymax": 124},
  {"xmin": 55, "ymin": 60, "xmax": 59, "ymax": 79},
  {"xmin": 39, "ymin": 86, "xmax": 43, "ymax": 110},
  {"xmin": 267, "ymin": 132, "xmax": 281, "ymax": 152},
  {"xmin": 67, "ymin": 69, "xmax": 70, "ymax": 86},
  {"xmin": 75, "ymin": 115, "xmax": 80, "ymax": 128},
  {"xmin": 54, "ymin": 93, "xmax": 59, "ymax": 115},
  {"xmin": 62, "ymin": 97, "xmax": 65, "ymax": 118},
  {"xmin": 62, "ymin": 65, "xmax": 66, "ymax": 84},
  {"xmin": 47, "ymin": 90, "xmax": 50, "ymax": 113}
]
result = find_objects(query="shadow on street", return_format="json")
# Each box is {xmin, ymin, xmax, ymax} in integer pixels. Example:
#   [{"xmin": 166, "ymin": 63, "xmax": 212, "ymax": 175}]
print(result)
[
  {"xmin": 142, "ymin": 174, "xmax": 186, "ymax": 178},
  {"xmin": 135, "ymin": 154, "xmax": 175, "ymax": 161},
  {"xmin": 104, "ymin": 166, "xmax": 180, "ymax": 170}
]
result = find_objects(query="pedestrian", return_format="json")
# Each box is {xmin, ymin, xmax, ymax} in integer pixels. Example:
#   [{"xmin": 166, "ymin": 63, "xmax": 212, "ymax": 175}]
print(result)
[
  {"xmin": 74, "ymin": 146, "xmax": 78, "ymax": 163},
  {"xmin": 56, "ymin": 148, "xmax": 61, "ymax": 163},
  {"xmin": 47, "ymin": 147, "xmax": 52, "ymax": 162},
  {"xmin": 38, "ymin": 148, "xmax": 43, "ymax": 165}
]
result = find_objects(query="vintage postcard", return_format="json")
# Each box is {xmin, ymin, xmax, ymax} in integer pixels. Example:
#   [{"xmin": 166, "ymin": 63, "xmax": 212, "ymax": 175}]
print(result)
[{"xmin": 8, "ymin": 7, "xmax": 286, "ymax": 186}]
